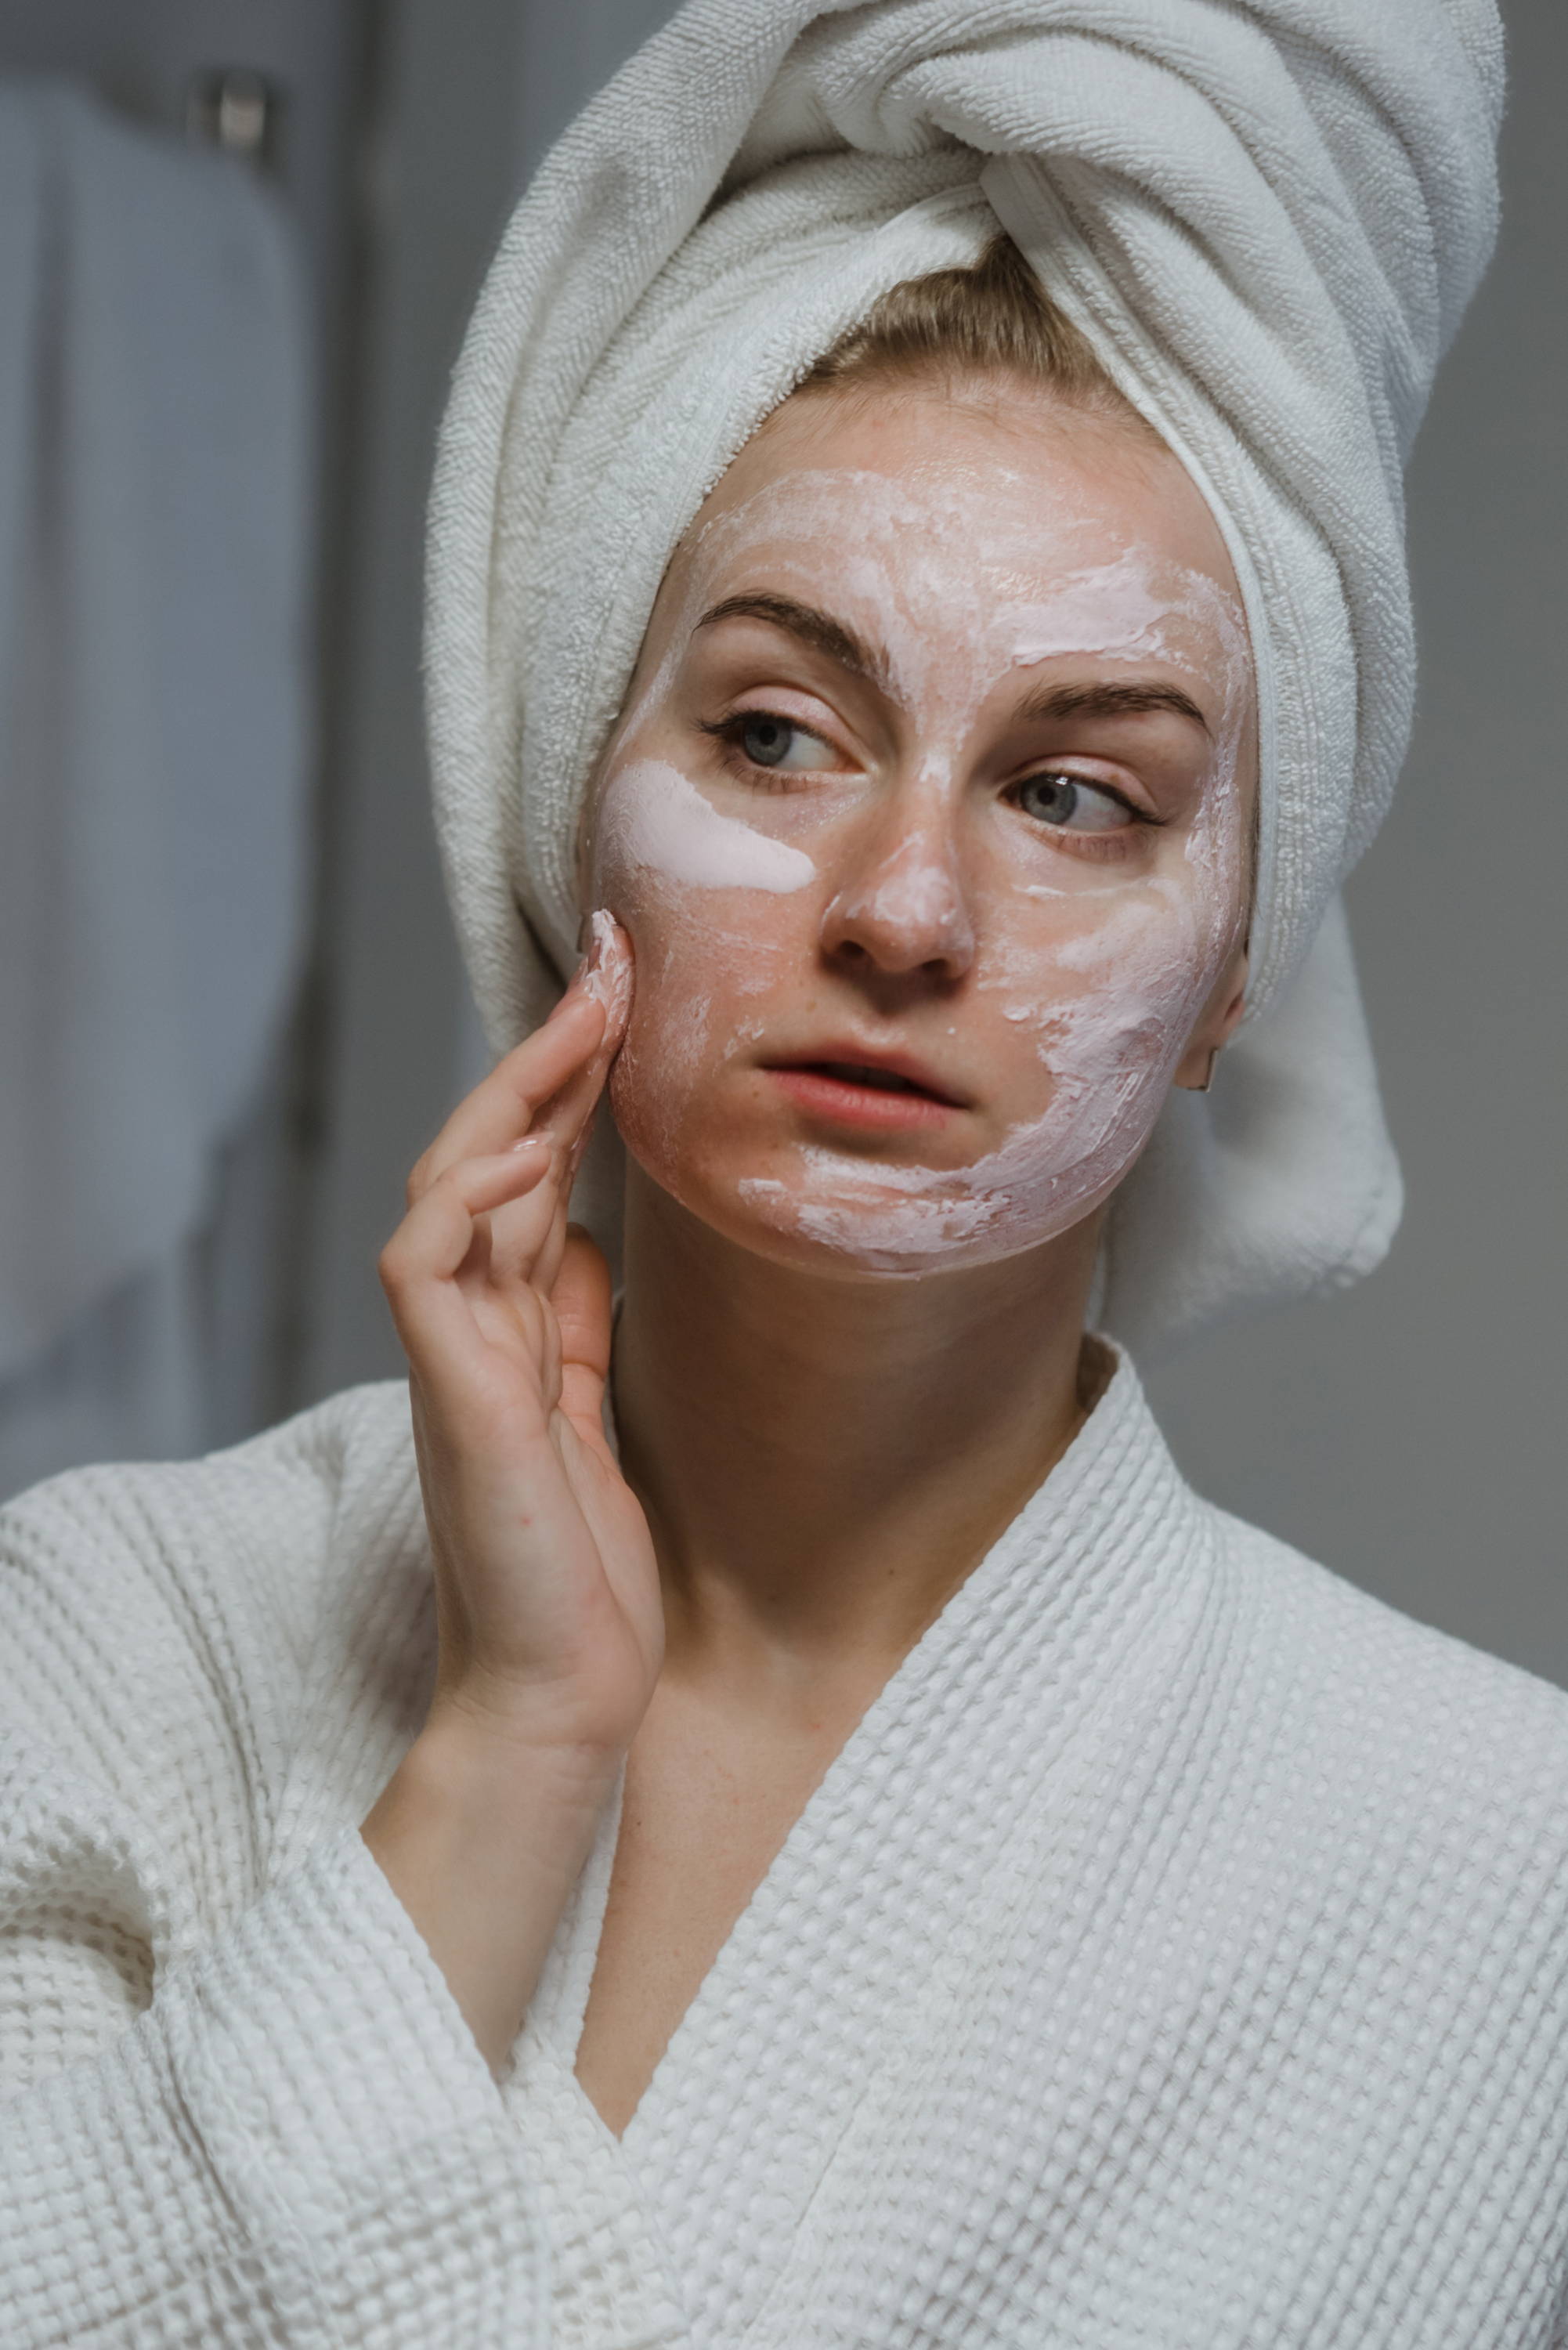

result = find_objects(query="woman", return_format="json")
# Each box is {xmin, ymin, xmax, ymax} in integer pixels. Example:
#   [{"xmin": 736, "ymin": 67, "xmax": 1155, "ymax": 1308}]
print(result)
[{"xmin": 4, "ymin": 5, "xmax": 1565, "ymax": 2346}]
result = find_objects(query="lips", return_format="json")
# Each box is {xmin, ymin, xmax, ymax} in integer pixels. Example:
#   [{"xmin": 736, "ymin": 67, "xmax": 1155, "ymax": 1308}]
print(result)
[
  {"xmin": 761, "ymin": 1046, "xmax": 969, "ymax": 1132},
  {"xmin": 797, "ymin": 1058, "xmax": 946, "ymax": 1099}
]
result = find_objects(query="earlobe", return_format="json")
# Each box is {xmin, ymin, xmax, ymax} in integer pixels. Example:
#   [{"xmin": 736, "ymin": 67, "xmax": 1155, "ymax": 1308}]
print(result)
[
  {"xmin": 1173, "ymin": 944, "xmax": 1248, "ymax": 1092},
  {"xmin": 1222, "ymin": 935, "xmax": 1251, "ymax": 1021},
  {"xmin": 1214, "ymin": 966, "xmax": 1250, "ymax": 1054}
]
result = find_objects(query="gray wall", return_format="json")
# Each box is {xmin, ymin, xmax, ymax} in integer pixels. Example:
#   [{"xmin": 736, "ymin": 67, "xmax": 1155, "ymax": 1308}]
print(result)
[
  {"xmin": 1144, "ymin": 0, "xmax": 1566, "ymax": 1683},
  {"xmin": 303, "ymin": 0, "xmax": 1565, "ymax": 1684}
]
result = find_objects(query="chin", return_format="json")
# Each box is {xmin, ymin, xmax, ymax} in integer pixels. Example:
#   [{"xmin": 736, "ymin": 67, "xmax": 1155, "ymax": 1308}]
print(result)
[
  {"xmin": 610, "ymin": 1057, "xmax": 1136, "ymax": 1285},
  {"xmin": 621, "ymin": 1127, "xmax": 1119, "ymax": 1289}
]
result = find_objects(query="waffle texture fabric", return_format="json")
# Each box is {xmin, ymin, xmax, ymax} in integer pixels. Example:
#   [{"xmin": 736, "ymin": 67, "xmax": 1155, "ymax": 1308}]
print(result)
[
  {"xmin": 4, "ymin": 1350, "xmax": 1568, "ymax": 2346},
  {"xmin": 425, "ymin": 0, "xmax": 1504, "ymax": 1354}
]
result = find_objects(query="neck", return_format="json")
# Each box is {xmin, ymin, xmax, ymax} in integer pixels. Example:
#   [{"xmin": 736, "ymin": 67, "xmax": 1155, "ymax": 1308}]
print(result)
[{"xmin": 612, "ymin": 1164, "xmax": 1101, "ymax": 1692}]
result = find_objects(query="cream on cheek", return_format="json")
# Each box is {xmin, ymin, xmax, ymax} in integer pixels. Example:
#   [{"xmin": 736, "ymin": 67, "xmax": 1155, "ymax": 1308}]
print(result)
[
  {"xmin": 745, "ymin": 862, "xmax": 1236, "ymax": 1274},
  {"xmin": 602, "ymin": 756, "xmax": 815, "ymax": 894},
  {"xmin": 597, "ymin": 463, "xmax": 1250, "ymax": 1273},
  {"xmin": 591, "ymin": 756, "xmax": 818, "ymax": 1184}
]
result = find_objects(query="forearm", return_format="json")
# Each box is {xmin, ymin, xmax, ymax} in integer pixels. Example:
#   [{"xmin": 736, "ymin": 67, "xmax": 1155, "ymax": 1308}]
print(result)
[{"xmin": 362, "ymin": 1715, "xmax": 619, "ymax": 2074}]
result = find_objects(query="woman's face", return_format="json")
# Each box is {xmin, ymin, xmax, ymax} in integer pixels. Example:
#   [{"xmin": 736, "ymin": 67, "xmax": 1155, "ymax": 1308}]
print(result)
[{"xmin": 583, "ymin": 379, "xmax": 1255, "ymax": 1279}]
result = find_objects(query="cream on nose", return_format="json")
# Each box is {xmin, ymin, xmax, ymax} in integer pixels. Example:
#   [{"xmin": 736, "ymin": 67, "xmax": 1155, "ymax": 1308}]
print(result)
[{"xmin": 822, "ymin": 821, "xmax": 977, "ymax": 975}]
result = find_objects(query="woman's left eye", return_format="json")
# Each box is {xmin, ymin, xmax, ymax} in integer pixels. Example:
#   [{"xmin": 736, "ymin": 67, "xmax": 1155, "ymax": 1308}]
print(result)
[
  {"xmin": 726, "ymin": 711, "xmax": 833, "ymax": 773},
  {"xmin": 1010, "ymin": 770, "xmax": 1132, "ymax": 833}
]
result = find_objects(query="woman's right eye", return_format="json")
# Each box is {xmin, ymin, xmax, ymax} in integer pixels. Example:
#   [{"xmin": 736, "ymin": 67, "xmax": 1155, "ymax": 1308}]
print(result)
[{"xmin": 718, "ymin": 711, "xmax": 835, "ymax": 772}]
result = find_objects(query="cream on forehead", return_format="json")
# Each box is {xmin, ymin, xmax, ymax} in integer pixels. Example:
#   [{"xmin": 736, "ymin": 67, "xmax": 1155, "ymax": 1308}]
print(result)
[
  {"xmin": 649, "ymin": 453, "xmax": 1252, "ymax": 938},
  {"xmin": 683, "ymin": 462, "xmax": 1248, "ymax": 686},
  {"xmin": 600, "ymin": 756, "xmax": 815, "ymax": 892},
  {"xmin": 604, "ymin": 461, "xmax": 1252, "ymax": 828}
]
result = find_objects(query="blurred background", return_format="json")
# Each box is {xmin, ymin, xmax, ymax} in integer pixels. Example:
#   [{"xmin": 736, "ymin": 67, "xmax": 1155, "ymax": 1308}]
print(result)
[{"xmin": 0, "ymin": 1, "xmax": 1562, "ymax": 1680}]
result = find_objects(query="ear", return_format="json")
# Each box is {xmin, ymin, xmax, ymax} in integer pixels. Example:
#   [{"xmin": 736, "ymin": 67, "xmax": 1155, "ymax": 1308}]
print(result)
[{"xmin": 1174, "ymin": 942, "xmax": 1249, "ymax": 1090}]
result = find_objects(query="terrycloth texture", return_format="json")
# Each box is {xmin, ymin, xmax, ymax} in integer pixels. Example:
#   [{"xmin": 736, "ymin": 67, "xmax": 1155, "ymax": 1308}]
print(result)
[
  {"xmin": 5, "ymin": 1356, "xmax": 1568, "ymax": 2345},
  {"xmin": 425, "ymin": 0, "xmax": 1502, "ymax": 1351},
  {"xmin": 0, "ymin": 82, "xmax": 310, "ymax": 1382}
]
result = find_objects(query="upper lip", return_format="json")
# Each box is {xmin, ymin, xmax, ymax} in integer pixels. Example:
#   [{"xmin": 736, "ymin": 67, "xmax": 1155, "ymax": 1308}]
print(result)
[{"xmin": 761, "ymin": 1041, "xmax": 971, "ymax": 1108}]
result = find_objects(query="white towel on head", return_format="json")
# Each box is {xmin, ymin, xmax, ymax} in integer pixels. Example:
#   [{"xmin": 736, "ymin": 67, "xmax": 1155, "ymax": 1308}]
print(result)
[{"xmin": 424, "ymin": 0, "xmax": 1501, "ymax": 1354}]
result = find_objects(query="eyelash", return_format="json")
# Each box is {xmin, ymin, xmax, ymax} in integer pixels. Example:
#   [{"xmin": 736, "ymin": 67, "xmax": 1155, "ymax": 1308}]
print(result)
[
  {"xmin": 1000, "ymin": 773, "xmax": 1162, "ymax": 870},
  {"xmin": 701, "ymin": 707, "xmax": 1158, "ymax": 844},
  {"xmin": 699, "ymin": 710, "xmax": 826, "ymax": 794}
]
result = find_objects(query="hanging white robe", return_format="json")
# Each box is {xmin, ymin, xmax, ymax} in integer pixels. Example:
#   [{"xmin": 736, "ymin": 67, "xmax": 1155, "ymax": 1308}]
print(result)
[
  {"xmin": 2, "ymin": 1350, "xmax": 1567, "ymax": 2347},
  {"xmin": 0, "ymin": 81, "xmax": 311, "ymax": 1493}
]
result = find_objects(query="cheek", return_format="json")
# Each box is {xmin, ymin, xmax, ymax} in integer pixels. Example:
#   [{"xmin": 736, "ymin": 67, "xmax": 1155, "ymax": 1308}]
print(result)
[
  {"xmin": 591, "ymin": 799, "xmax": 809, "ymax": 1191},
  {"xmin": 991, "ymin": 877, "xmax": 1209, "ymax": 1060},
  {"xmin": 969, "ymin": 884, "xmax": 1204, "ymax": 1210},
  {"xmin": 985, "ymin": 812, "xmax": 1246, "ymax": 1191},
  {"xmin": 760, "ymin": 868, "xmax": 1237, "ymax": 1278},
  {"xmin": 592, "ymin": 749, "xmax": 812, "ymax": 995}
]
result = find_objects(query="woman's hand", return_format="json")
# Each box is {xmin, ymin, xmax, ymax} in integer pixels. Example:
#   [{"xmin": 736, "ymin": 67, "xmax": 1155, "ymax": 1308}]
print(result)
[
  {"xmin": 377, "ymin": 913, "xmax": 659, "ymax": 1767},
  {"xmin": 364, "ymin": 916, "xmax": 657, "ymax": 2068}
]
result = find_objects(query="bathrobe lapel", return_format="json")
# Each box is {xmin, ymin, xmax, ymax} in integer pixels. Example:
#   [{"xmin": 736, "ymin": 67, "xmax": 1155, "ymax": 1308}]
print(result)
[{"xmin": 511, "ymin": 1354, "xmax": 1219, "ymax": 2346}]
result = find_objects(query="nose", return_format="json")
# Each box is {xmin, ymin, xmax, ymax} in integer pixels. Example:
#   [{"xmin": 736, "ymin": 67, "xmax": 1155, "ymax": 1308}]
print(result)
[{"xmin": 819, "ymin": 786, "xmax": 977, "ymax": 982}]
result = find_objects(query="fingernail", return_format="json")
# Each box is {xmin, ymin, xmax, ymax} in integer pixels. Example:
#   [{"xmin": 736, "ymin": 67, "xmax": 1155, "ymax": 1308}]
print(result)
[
  {"xmin": 508, "ymin": 1133, "xmax": 548, "ymax": 1155},
  {"xmin": 560, "ymin": 914, "xmax": 609, "ymax": 1005},
  {"xmin": 579, "ymin": 909, "xmax": 632, "ymax": 1029}
]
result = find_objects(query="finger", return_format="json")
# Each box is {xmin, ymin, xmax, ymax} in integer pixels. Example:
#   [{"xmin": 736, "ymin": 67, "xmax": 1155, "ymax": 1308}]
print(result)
[
  {"xmin": 551, "ymin": 1227, "xmax": 615, "ymax": 1439},
  {"xmin": 381, "ymin": 1152, "xmax": 558, "ymax": 1415},
  {"xmin": 518, "ymin": 1169, "xmax": 588, "ymax": 1335},
  {"xmin": 464, "ymin": 913, "xmax": 629, "ymax": 1180},
  {"xmin": 382, "ymin": 1143, "xmax": 551, "ymax": 1298},
  {"xmin": 384, "ymin": 1155, "xmax": 554, "ymax": 1398},
  {"xmin": 476, "ymin": 1138, "xmax": 573, "ymax": 1297},
  {"xmin": 579, "ymin": 913, "xmax": 634, "ymax": 1062},
  {"xmin": 479, "ymin": 1072, "xmax": 603, "ymax": 1285},
  {"xmin": 526, "ymin": 1038, "xmax": 609, "ymax": 1177},
  {"xmin": 522, "ymin": 916, "xmax": 636, "ymax": 1213},
  {"xmin": 410, "ymin": 989, "xmax": 605, "ymax": 1201}
]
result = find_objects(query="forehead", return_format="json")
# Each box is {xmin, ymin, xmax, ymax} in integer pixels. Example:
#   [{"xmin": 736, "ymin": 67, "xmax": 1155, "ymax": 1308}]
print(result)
[{"xmin": 669, "ymin": 382, "xmax": 1241, "ymax": 618}]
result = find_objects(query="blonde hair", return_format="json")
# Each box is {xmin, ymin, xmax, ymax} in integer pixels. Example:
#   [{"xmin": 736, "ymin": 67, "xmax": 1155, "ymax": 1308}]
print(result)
[{"xmin": 798, "ymin": 233, "xmax": 1158, "ymax": 443}]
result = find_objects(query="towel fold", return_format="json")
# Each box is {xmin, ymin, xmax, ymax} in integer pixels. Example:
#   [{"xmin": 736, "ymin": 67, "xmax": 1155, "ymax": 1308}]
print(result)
[{"xmin": 425, "ymin": 0, "xmax": 1502, "ymax": 1351}]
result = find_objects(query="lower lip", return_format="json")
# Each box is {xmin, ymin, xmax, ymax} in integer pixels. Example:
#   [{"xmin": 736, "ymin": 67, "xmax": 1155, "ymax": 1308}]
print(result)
[{"xmin": 765, "ymin": 1067, "xmax": 961, "ymax": 1131}]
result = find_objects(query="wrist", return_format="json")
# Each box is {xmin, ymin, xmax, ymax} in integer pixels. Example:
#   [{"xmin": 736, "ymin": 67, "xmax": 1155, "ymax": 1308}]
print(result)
[
  {"xmin": 360, "ymin": 1723, "xmax": 616, "ymax": 2075},
  {"xmin": 411, "ymin": 1698, "xmax": 623, "ymax": 1822},
  {"xmin": 425, "ymin": 1664, "xmax": 641, "ymax": 1784}
]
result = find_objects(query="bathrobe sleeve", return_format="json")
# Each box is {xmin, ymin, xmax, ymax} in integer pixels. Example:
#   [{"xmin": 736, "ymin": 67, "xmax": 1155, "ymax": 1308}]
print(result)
[{"xmin": 0, "ymin": 1408, "xmax": 551, "ymax": 2349}]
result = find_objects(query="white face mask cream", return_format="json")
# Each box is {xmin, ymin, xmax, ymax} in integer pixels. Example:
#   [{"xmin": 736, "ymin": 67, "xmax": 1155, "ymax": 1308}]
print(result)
[
  {"xmin": 600, "ymin": 757, "xmax": 816, "ymax": 895},
  {"xmin": 588, "ymin": 410, "xmax": 1253, "ymax": 1280}
]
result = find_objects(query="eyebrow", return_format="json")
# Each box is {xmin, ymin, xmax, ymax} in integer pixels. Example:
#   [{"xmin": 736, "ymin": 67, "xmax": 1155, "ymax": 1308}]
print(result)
[
  {"xmin": 695, "ymin": 594, "xmax": 1212, "ymax": 737},
  {"xmin": 694, "ymin": 593, "xmax": 891, "ymax": 689},
  {"xmin": 1013, "ymin": 678, "xmax": 1212, "ymax": 736}
]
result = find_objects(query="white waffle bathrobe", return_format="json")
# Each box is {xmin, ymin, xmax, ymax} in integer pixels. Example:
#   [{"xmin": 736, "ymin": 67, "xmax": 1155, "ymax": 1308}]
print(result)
[
  {"xmin": 5, "ymin": 3, "xmax": 1567, "ymax": 2345},
  {"xmin": 2, "ymin": 1353, "xmax": 1568, "ymax": 2346}
]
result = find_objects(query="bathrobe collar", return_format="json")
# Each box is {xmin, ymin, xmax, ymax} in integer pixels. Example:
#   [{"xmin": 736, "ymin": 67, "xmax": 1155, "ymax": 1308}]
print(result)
[{"xmin": 503, "ymin": 1342, "xmax": 1218, "ymax": 2345}]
